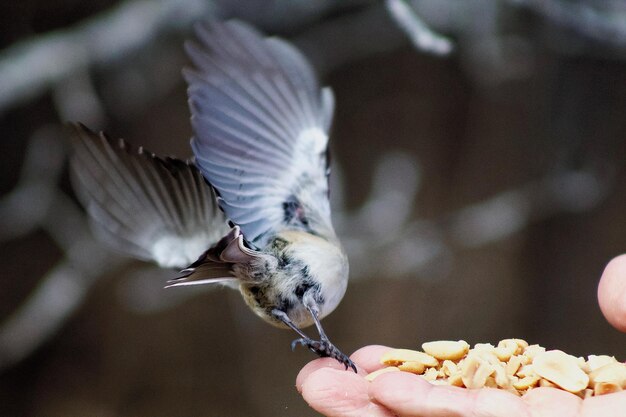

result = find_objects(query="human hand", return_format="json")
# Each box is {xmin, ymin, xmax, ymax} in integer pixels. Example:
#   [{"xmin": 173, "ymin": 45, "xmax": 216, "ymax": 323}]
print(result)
[
  {"xmin": 296, "ymin": 255, "xmax": 626, "ymax": 417},
  {"xmin": 598, "ymin": 254, "xmax": 626, "ymax": 333}
]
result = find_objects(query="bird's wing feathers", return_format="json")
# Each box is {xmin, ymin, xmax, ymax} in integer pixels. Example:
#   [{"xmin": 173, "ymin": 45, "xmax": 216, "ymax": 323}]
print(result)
[
  {"xmin": 68, "ymin": 123, "xmax": 232, "ymax": 270},
  {"xmin": 185, "ymin": 21, "xmax": 336, "ymax": 246},
  {"xmin": 165, "ymin": 225, "xmax": 260, "ymax": 287}
]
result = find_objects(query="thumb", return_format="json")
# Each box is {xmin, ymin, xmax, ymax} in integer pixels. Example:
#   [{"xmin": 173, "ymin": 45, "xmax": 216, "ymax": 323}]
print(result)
[{"xmin": 598, "ymin": 254, "xmax": 626, "ymax": 332}]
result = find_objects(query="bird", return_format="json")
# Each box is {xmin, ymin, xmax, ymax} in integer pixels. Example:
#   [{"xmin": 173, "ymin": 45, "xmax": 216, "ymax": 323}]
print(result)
[{"xmin": 68, "ymin": 20, "xmax": 355, "ymax": 371}]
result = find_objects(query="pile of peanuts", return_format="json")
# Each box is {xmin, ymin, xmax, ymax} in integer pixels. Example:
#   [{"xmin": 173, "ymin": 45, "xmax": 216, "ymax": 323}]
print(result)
[{"xmin": 366, "ymin": 339, "xmax": 626, "ymax": 398}]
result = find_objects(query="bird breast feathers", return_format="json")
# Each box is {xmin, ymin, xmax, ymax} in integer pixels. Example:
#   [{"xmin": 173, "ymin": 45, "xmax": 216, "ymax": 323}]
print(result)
[{"xmin": 279, "ymin": 231, "xmax": 348, "ymax": 290}]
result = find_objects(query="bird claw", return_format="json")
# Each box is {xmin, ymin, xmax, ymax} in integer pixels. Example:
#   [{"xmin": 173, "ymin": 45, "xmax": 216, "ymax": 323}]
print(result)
[{"xmin": 291, "ymin": 337, "xmax": 357, "ymax": 372}]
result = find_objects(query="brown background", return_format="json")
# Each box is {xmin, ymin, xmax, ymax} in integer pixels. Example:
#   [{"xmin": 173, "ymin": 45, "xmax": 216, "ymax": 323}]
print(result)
[{"xmin": 1, "ymin": 1, "xmax": 625, "ymax": 416}]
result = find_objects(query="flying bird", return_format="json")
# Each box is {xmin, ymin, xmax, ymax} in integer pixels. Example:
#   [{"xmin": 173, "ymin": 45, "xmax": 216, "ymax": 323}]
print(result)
[{"xmin": 68, "ymin": 20, "xmax": 355, "ymax": 371}]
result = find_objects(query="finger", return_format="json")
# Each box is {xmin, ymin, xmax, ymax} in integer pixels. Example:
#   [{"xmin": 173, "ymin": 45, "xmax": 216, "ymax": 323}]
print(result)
[
  {"xmin": 598, "ymin": 254, "xmax": 626, "ymax": 332},
  {"xmin": 349, "ymin": 345, "xmax": 393, "ymax": 373},
  {"xmin": 300, "ymin": 367, "xmax": 395, "ymax": 417},
  {"xmin": 371, "ymin": 372, "xmax": 528, "ymax": 417},
  {"xmin": 296, "ymin": 345, "xmax": 392, "ymax": 391},
  {"xmin": 580, "ymin": 391, "xmax": 626, "ymax": 417},
  {"xmin": 522, "ymin": 387, "xmax": 581, "ymax": 417},
  {"xmin": 296, "ymin": 357, "xmax": 357, "ymax": 392}
]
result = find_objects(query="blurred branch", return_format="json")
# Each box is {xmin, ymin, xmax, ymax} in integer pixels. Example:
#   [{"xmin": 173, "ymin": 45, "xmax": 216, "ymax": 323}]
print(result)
[
  {"xmin": 0, "ymin": 258, "xmax": 126, "ymax": 370},
  {"xmin": 52, "ymin": 70, "xmax": 106, "ymax": 127},
  {"xmin": 4, "ymin": 0, "xmax": 624, "ymax": 118},
  {"xmin": 339, "ymin": 158, "xmax": 612, "ymax": 279},
  {"xmin": 0, "ymin": 127, "xmax": 64, "ymax": 241},
  {"xmin": 0, "ymin": 0, "xmax": 466, "ymax": 117},
  {"xmin": 445, "ymin": 169, "xmax": 612, "ymax": 248},
  {"xmin": 510, "ymin": 0, "xmax": 626, "ymax": 47},
  {"xmin": 0, "ymin": 128, "xmax": 130, "ymax": 370},
  {"xmin": 0, "ymin": 0, "xmax": 213, "ymax": 114},
  {"xmin": 385, "ymin": 0, "xmax": 453, "ymax": 55}
]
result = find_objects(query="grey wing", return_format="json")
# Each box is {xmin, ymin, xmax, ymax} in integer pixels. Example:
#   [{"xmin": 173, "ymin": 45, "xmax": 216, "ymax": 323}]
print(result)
[
  {"xmin": 185, "ymin": 20, "xmax": 336, "ymax": 247},
  {"xmin": 68, "ymin": 123, "xmax": 232, "ymax": 270}
]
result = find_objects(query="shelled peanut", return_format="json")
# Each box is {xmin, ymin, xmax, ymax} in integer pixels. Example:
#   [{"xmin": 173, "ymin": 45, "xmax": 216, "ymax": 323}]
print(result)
[{"xmin": 366, "ymin": 339, "xmax": 626, "ymax": 398}]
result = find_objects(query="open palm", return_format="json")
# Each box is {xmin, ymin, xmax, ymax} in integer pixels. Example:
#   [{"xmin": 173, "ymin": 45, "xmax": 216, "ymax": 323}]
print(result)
[{"xmin": 296, "ymin": 255, "xmax": 626, "ymax": 417}]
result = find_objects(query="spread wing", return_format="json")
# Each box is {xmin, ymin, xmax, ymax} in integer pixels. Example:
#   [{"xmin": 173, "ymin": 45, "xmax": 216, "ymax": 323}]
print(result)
[
  {"xmin": 68, "ymin": 123, "xmax": 232, "ymax": 270},
  {"xmin": 185, "ymin": 20, "xmax": 336, "ymax": 247}
]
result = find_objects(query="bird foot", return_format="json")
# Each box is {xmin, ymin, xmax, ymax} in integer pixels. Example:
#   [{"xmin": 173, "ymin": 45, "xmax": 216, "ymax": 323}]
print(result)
[{"xmin": 291, "ymin": 337, "xmax": 357, "ymax": 372}]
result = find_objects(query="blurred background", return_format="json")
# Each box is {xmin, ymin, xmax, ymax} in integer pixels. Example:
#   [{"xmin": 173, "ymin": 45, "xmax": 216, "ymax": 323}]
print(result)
[{"xmin": 1, "ymin": 0, "xmax": 626, "ymax": 416}]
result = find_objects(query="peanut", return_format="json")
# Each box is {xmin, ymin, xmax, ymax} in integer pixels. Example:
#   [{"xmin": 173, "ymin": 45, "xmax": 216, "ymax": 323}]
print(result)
[
  {"xmin": 365, "ymin": 366, "xmax": 400, "ymax": 381},
  {"xmin": 588, "ymin": 362, "xmax": 626, "ymax": 388},
  {"xmin": 367, "ymin": 339, "xmax": 622, "ymax": 398},
  {"xmin": 381, "ymin": 349, "xmax": 438, "ymax": 367},
  {"xmin": 422, "ymin": 340, "xmax": 470, "ymax": 361},
  {"xmin": 531, "ymin": 350, "xmax": 589, "ymax": 393},
  {"xmin": 398, "ymin": 361, "xmax": 426, "ymax": 374},
  {"xmin": 587, "ymin": 355, "xmax": 617, "ymax": 372}
]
